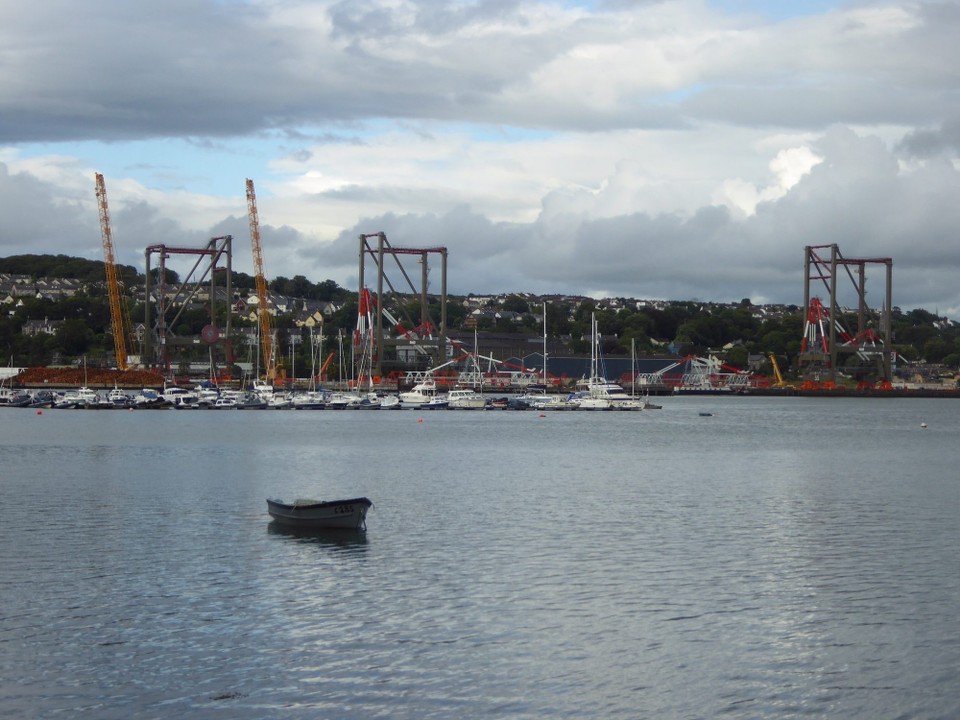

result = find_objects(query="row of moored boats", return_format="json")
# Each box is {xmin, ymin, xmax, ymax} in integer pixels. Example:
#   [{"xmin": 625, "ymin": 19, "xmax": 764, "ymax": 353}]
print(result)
[{"xmin": 1, "ymin": 376, "xmax": 661, "ymax": 411}]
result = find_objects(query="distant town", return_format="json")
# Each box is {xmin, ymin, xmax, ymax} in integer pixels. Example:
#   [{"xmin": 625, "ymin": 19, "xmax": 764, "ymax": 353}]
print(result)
[{"xmin": 1, "ymin": 254, "xmax": 958, "ymax": 389}]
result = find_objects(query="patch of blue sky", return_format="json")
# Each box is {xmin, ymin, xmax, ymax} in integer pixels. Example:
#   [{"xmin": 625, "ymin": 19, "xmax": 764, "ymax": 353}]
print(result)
[
  {"xmin": 272, "ymin": 118, "xmax": 559, "ymax": 150},
  {"xmin": 13, "ymin": 137, "xmax": 276, "ymax": 197},
  {"xmin": 708, "ymin": 0, "xmax": 842, "ymax": 22},
  {"xmin": 9, "ymin": 119, "xmax": 555, "ymax": 199},
  {"xmin": 360, "ymin": 117, "xmax": 556, "ymax": 143},
  {"xmin": 556, "ymin": 0, "xmax": 839, "ymax": 20}
]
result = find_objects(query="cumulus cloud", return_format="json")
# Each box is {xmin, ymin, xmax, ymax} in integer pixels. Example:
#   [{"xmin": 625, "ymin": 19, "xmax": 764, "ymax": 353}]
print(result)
[
  {"xmin": 294, "ymin": 126, "xmax": 960, "ymax": 315},
  {"xmin": 1, "ymin": 1, "xmax": 960, "ymax": 319}
]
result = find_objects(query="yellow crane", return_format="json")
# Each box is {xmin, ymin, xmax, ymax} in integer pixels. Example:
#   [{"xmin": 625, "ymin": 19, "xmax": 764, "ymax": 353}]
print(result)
[
  {"xmin": 245, "ymin": 178, "xmax": 276, "ymax": 382},
  {"xmin": 95, "ymin": 173, "xmax": 132, "ymax": 370},
  {"xmin": 768, "ymin": 352, "xmax": 792, "ymax": 388}
]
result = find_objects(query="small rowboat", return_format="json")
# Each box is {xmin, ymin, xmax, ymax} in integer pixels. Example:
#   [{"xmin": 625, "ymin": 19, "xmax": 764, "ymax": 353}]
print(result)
[{"xmin": 266, "ymin": 497, "xmax": 372, "ymax": 530}]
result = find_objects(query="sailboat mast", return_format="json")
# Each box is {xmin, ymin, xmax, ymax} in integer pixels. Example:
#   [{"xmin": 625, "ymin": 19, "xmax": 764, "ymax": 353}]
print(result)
[
  {"xmin": 543, "ymin": 301, "xmax": 548, "ymax": 386},
  {"xmin": 474, "ymin": 328, "xmax": 483, "ymax": 394},
  {"xmin": 591, "ymin": 313, "xmax": 598, "ymax": 381}
]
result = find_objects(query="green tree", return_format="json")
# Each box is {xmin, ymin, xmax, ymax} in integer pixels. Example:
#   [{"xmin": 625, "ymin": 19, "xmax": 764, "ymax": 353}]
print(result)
[
  {"xmin": 724, "ymin": 345, "xmax": 749, "ymax": 369},
  {"xmin": 923, "ymin": 337, "xmax": 949, "ymax": 363},
  {"xmin": 56, "ymin": 319, "xmax": 95, "ymax": 356},
  {"xmin": 315, "ymin": 279, "xmax": 350, "ymax": 302},
  {"xmin": 502, "ymin": 295, "xmax": 530, "ymax": 313}
]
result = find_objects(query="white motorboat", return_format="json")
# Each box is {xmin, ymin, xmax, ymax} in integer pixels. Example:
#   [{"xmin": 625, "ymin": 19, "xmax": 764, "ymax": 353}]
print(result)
[
  {"xmin": 195, "ymin": 386, "xmax": 221, "ymax": 407},
  {"xmin": 291, "ymin": 390, "xmax": 328, "ymax": 409},
  {"xmin": 447, "ymin": 388, "xmax": 486, "ymax": 410},
  {"xmin": 399, "ymin": 378, "xmax": 445, "ymax": 408},
  {"xmin": 132, "ymin": 388, "xmax": 168, "ymax": 407},
  {"xmin": 251, "ymin": 380, "xmax": 275, "ymax": 399},
  {"xmin": 266, "ymin": 393, "xmax": 294, "ymax": 409},
  {"xmin": 572, "ymin": 393, "xmax": 613, "ymax": 411},
  {"xmin": 581, "ymin": 379, "xmax": 644, "ymax": 410},
  {"xmin": 327, "ymin": 391, "xmax": 362, "ymax": 409},
  {"xmin": 356, "ymin": 392, "xmax": 382, "ymax": 409},
  {"xmin": 162, "ymin": 385, "xmax": 200, "ymax": 407},
  {"xmin": 107, "ymin": 387, "xmax": 132, "ymax": 407},
  {"xmin": 378, "ymin": 394, "xmax": 401, "ymax": 410},
  {"xmin": 235, "ymin": 391, "xmax": 267, "ymax": 409},
  {"xmin": 527, "ymin": 393, "xmax": 580, "ymax": 411},
  {"xmin": 574, "ymin": 313, "xmax": 642, "ymax": 410},
  {"xmin": 55, "ymin": 386, "xmax": 100, "ymax": 408}
]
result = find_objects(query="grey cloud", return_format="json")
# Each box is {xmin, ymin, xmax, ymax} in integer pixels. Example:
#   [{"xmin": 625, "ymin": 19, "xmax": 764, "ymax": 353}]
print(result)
[
  {"xmin": 3, "ymin": 119, "xmax": 960, "ymax": 319},
  {"xmin": 329, "ymin": 0, "xmax": 527, "ymax": 37},
  {"xmin": 682, "ymin": 82, "xmax": 945, "ymax": 131},
  {"xmin": 295, "ymin": 128, "xmax": 960, "ymax": 313},
  {"xmin": 0, "ymin": 164, "xmax": 97, "ymax": 255},
  {"xmin": 898, "ymin": 118, "xmax": 960, "ymax": 158},
  {"xmin": 5, "ymin": 1, "xmax": 959, "ymax": 143}
]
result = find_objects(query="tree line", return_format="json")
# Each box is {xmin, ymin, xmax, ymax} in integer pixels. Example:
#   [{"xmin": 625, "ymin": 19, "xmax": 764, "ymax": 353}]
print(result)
[{"xmin": 1, "ymin": 254, "xmax": 958, "ymax": 375}]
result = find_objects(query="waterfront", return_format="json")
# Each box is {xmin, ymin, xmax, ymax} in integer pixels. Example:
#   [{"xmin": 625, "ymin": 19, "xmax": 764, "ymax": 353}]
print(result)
[{"xmin": 1, "ymin": 396, "xmax": 958, "ymax": 718}]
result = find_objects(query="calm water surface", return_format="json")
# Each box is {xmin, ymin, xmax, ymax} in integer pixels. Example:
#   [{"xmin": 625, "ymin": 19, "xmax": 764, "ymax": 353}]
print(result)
[{"xmin": 1, "ymin": 397, "xmax": 958, "ymax": 719}]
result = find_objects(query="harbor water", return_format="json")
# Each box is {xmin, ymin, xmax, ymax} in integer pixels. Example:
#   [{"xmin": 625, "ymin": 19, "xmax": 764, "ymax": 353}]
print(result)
[{"xmin": 1, "ymin": 396, "xmax": 958, "ymax": 719}]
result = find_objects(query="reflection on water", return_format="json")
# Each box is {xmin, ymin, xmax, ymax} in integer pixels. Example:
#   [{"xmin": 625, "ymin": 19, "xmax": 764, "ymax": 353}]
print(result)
[
  {"xmin": 267, "ymin": 521, "xmax": 370, "ymax": 549},
  {"xmin": 1, "ymin": 398, "xmax": 958, "ymax": 719}
]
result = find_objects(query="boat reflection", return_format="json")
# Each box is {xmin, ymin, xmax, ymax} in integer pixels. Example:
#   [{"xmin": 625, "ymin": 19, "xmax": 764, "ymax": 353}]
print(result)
[{"xmin": 267, "ymin": 521, "xmax": 369, "ymax": 548}]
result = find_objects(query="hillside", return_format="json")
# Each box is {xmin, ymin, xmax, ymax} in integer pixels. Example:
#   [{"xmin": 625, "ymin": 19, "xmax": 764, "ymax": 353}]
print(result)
[{"xmin": 2, "ymin": 254, "xmax": 958, "ymax": 380}]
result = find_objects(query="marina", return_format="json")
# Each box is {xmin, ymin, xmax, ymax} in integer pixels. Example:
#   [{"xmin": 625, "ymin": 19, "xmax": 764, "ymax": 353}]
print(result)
[
  {"xmin": 7, "ymin": 378, "xmax": 960, "ymax": 412},
  {"xmin": 2, "ymin": 380, "xmax": 667, "ymax": 412}
]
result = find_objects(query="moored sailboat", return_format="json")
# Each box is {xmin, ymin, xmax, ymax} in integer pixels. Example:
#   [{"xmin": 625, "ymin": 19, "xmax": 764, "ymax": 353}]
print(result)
[{"xmin": 575, "ymin": 314, "xmax": 642, "ymax": 411}]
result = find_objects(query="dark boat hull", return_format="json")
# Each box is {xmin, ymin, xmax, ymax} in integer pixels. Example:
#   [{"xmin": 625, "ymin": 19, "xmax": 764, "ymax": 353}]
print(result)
[{"xmin": 266, "ymin": 497, "xmax": 372, "ymax": 530}]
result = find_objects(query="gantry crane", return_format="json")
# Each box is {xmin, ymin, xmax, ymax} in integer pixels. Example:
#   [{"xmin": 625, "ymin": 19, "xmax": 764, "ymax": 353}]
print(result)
[
  {"xmin": 94, "ymin": 172, "xmax": 132, "ymax": 370},
  {"xmin": 245, "ymin": 179, "xmax": 276, "ymax": 382},
  {"xmin": 801, "ymin": 244, "xmax": 893, "ymax": 382}
]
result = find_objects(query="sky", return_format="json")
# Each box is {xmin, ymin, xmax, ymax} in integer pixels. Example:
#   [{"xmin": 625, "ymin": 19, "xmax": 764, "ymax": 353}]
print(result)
[{"xmin": 2, "ymin": 0, "xmax": 960, "ymax": 318}]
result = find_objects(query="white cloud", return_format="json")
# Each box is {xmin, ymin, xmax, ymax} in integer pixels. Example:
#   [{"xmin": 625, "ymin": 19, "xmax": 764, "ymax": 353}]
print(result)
[
  {"xmin": 716, "ymin": 144, "xmax": 823, "ymax": 215},
  {"xmin": 1, "ymin": 0, "xmax": 959, "ymax": 318}
]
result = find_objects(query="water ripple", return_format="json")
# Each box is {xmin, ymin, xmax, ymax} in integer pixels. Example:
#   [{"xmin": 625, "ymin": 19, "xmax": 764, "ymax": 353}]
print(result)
[{"xmin": 1, "ymin": 400, "xmax": 958, "ymax": 717}]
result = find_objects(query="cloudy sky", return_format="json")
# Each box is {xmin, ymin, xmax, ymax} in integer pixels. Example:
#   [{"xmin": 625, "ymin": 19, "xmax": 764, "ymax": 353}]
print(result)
[{"xmin": 2, "ymin": 0, "xmax": 959, "ymax": 316}]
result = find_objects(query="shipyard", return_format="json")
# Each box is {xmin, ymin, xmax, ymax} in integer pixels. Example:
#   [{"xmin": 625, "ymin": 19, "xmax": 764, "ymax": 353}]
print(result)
[{"xmin": 2, "ymin": 231, "xmax": 958, "ymax": 407}]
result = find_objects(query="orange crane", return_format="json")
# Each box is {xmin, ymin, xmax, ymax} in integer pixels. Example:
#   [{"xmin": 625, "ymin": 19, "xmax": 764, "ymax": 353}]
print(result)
[
  {"xmin": 245, "ymin": 179, "xmax": 276, "ymax": 382},
  {"xmin": 319, "ymin": 351, "xmax": 335, "ymax": 379},
  {"xmin": 94, "ymin": 173, "xmax": 131, "ymax": 370}
]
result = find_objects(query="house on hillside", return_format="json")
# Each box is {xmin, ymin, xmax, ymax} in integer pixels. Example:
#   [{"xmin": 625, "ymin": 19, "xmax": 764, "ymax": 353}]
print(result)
[
  {"xmin": 22, "ymin": 318, "xmax": 64, "ymax": 337},
  {"xmin": 293, "ymin": 300, "xmax": 337, "ymax": 328}
]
